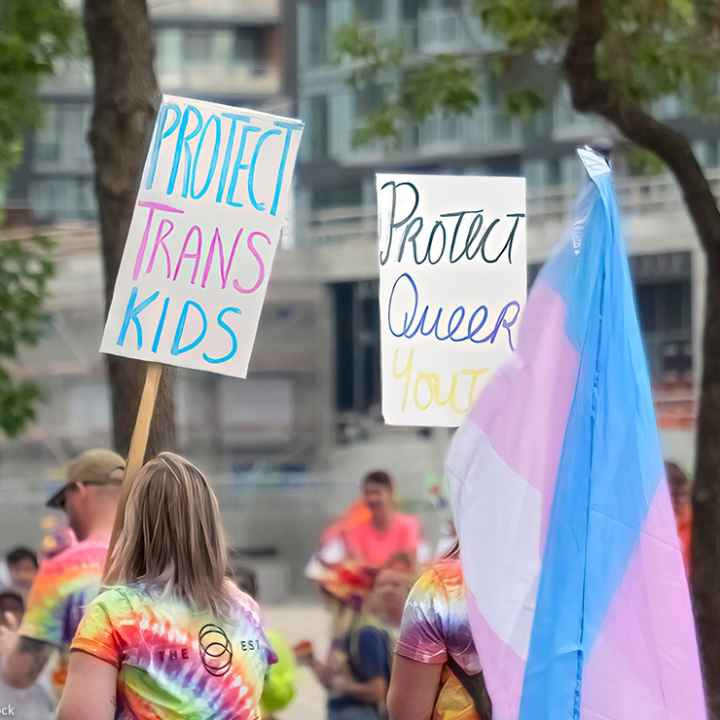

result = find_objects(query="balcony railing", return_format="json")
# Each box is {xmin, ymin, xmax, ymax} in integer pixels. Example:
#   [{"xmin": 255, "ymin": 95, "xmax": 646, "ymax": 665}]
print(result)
[
  {"xmin": 302, "ymin": 169, "xmax": 720, "ymax": 245},
  {"xmin": 159, "ymin": 62, "xmax": 281, "ymax": 96},
  {"xmin": 416, "ymin": 9, "xmax": 501, "ymax": 54},
  {"xmin": 149, "ymin": 0, "xmax": 281, "ymax": 22}
]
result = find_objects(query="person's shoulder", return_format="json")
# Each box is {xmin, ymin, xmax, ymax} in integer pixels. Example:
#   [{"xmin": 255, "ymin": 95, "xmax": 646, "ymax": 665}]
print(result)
[
  {"xmin": 88, "ymin": 584, "xmax": 137, "ymax": 613},
  {"xmin": 34, "ymin": 540, "xmax": 92, "ymax": 576},
  {"xmin": 46, "ymin": 538, "xmax": 107, "ymax": 570},
  {"xmin": 355, "ymin": 623, "xmax": 388, "ymax": 643},
  {"xmin": 225, "ymin": 580, "xmax": 262, "ymax": 620},
  {"xmin": 414, "ymin": 558, "xmax": 463, "ymax": 591}
]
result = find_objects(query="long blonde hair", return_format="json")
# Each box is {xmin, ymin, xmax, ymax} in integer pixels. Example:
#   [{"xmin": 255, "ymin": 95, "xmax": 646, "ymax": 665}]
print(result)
[{"xmin": 104, "ymin": 452, "xmax": 233, "ymax": 617}]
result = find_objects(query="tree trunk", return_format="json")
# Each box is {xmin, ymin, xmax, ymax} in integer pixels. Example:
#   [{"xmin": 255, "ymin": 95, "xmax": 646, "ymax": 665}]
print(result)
[
  {"xmin": 565, "ymin": 1, "xmax": 720, "ymax": 714},
  {"xmin": 694, "ymin": 246, "xmax": 720, "ymax": 719},
  {"xmin": 83, "ymin": 0, "xmax": 175, "ymax": 457}
]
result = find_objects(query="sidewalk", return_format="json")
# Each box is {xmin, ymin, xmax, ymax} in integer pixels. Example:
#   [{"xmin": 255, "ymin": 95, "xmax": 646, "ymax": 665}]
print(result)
[{"xmin": 265, "ymin": 602, "xmax": 331, "ymax": 720}]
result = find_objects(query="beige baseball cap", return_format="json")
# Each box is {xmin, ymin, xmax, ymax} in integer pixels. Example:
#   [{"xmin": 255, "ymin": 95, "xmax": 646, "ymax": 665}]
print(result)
[{"xmin": 46, "ymin": 449, "xmax": 126, "ymax": 509}]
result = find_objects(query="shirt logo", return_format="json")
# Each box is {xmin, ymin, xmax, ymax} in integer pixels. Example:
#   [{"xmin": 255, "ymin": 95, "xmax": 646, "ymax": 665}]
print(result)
[
  {"xmin": 199, "ymin": 623, "xmax": 233, "ymax": 677},
  {"xmin": 156, "ymin": 647, "xmax": 190, "ymax": 663}
]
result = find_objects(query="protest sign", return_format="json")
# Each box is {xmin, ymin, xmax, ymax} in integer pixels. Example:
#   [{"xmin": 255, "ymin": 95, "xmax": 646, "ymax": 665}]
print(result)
[
  {"xmin": 99, "ymin": 95, "xmax": 303, "ymax": 566},
  {"xmin": 377, "ymin": 174, "xmax": 526, "ymax": 427},
  {"xmin": 100, "ymin": 94, "xmax": 304, "ymax": 379}
]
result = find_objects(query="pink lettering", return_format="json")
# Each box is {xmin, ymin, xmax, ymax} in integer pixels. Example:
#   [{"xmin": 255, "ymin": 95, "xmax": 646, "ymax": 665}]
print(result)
[
  {"xmin": 233, "ymin": 230, "xmax": 271, "ymax": 295},
  {"xmin": 172, "ymin": 225, "xmax": 203, "ymax": 284},
  {"xmin": 132, "ymin": 200, "xmax": 184, "ymax": 281},
  {"xmin": 201, "ymin": 228, "xmax": 243, "ymax": 290},
  {"xmin": 146, "ymin": 218, "xmax": 176, "ymax": 279}
]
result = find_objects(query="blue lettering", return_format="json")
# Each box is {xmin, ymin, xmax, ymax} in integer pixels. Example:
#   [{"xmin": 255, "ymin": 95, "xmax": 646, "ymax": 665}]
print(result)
[
  {"xmin": 116, "ymin": 287, "xmax": 159, "ymax": 350},
  {"xmin": 226, "ymin": 123, "xmax": 261, "ymax": 208},
  {"xmin": 270, "ymin": 120, "xmax": 304, "ymax": 216},
  {"xmin": 216, "ymin": 113, "xmax": 251, "ymax": 203},
  {"xmin": 171, "ymin": 300, "xmax": 207, "ymax": 355},
  {"xmin": 190, "ymin": 115, "xmax": 222, "ymax": 200},
  {"xmin": 167, "ymin": 104, "xmax": 203, "ymax": 197},
  {"xmin": 466, "ymin": 306, "xmax": 490, "ymax": 343},
  {"xmin": 204, "ymin": 307, "xmax": 241, "ymax": 364},
  {"xmin": 151, "ymin": 297, "xmax": 170, "ymax": 353},
  {"xmin": 387, "ymin": 272, "xmax": 520, "ymax": 350},
  {"xmin": 145, "ymin": 103, "xmax": 181, "ymax": 191},
  {"xmin": 248, "ymin": 129, "xmax": 281, "ymax": 212}
]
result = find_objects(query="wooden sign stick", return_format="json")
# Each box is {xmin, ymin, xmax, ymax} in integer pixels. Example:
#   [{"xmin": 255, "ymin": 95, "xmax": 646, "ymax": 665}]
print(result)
[{"xmin": 104, "ymin": 362, "xmax": 163, "ymax": 578}]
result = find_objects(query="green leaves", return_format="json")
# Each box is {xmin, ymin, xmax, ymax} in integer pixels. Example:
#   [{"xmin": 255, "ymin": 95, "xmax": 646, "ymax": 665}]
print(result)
[
  {"xmin": 335, "ymin": 21, "xmax": 481, "ymax": 146},
  {"xmin": 0, "ymin": 236, "xmax": 55, "ymax": 437},
  {"xmin": 0, "ymin": 1, "xmax": 72, "ymax": 435},
  {"xmin": 335, "ymin": 1, "xmax": 720, "ymax": 147},
  {"xmin": 0, "ymin": 0, "xmax": 78, "ymax": 179}
]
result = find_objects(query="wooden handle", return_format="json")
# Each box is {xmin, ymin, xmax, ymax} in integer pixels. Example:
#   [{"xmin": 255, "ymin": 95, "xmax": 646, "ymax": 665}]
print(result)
[{"xmin": 104, "ymin": 362, "xmax": 163, "ymax": 579}]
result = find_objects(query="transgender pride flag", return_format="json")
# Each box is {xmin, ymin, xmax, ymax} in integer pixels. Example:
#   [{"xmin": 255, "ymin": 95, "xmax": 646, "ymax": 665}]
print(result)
[{"xmin": 447, "ymin": 148, "xmax": 706, "ymax": 719}]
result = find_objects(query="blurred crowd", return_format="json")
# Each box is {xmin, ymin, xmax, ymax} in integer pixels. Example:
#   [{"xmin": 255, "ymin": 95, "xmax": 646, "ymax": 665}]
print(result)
[{"xmin": 0, "ymin": 452, "xmax": 694, "ymax": 719}]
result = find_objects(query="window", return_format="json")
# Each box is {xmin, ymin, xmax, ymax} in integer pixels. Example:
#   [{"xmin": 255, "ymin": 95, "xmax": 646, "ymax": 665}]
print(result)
[
  {"xmin": 156, "ymin": 28, "xmax": 182, "ymax": 77},
  {"xmin": 355, "ymin": 83, "xmax": 383, "ymax": 121},
  {"xmin": 311, "ymin": 182, "xmax": 361, "ymax": 211},
  {"xmin": 402, "ymin": 0, "xmax": 419, "ymax": 19},
  {"xmin": 35, "ymin": 103, "xmax": 91, "ymax": 170},
  {"xmin": 632, "ymin": 252, "xmax": 693, "ymax": 383},
  {"xmin": 31, "ymin": 177, "xmax": 96, "ymax": 222},
  {"xmin": 234, "ymin": 28, "xmax": 261, "ymax": 67},
  {"xmin": 356, "ymin": 0, "xmax": 383, "ymax": 22},
  {"xmin": 306, "ymin": 95, "xmax": 329, "ymax": 160},
  {"xmin": 184, "ymin": 30, "xmax": 213, "ymax": 64},
  {"xmin": 35, "ymin": 105, "xmax": 60, "ymax": 164},
  {"xmin": 308, "ymin": 0, "xmax": 328, "ymax": 66},
  {"xmin": 333, "ymin": 281, "xmax": 381, "ymax": 414}
]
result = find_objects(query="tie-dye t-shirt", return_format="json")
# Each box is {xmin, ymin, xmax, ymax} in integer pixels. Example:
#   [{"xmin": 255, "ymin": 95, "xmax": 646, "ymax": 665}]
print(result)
[
  {"xmin": 20, "ymin": 537, "xmax": 108, "ymax": 694},
  {"xmin": 71, "ymin": 582, "xmax": 275, "ymax": 720},
  {"xmin": 396, "ymin": 558, "xmax": 483, "ymax": 720}
]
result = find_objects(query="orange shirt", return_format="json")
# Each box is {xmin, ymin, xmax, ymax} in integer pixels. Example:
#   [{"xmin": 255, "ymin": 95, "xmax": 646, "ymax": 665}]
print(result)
[
  {"xmin": 676, "ymin": 504, "xmax": 692, "ymax": 576},
  {"xmin": 343, "ymin": 513, "xmax": 420, "ymax": 568}
]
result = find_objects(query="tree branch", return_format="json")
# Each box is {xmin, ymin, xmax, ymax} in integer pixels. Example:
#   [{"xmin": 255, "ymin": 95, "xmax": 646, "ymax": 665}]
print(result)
[{"xmin": 563, "ymin": 0, "xmax": 720, "ymax": 254}]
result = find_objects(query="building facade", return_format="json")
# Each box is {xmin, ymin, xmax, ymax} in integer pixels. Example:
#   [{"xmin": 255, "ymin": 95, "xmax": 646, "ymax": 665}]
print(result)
[
  {"xmin": 7, "ymin": 0, "xmax": 290, "ymax": 223},
  {"xmin": 0, "ymin": 0, "xmax": 716, "ymax": 594},
  {"xmin": 291, "ymin": 0, "xmax": 717, "ymax": 468}
]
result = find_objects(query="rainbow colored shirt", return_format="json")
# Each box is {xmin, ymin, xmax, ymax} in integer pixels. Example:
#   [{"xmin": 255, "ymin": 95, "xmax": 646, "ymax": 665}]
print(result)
[
  {"xmin": 72, "ymin": 583, "xmax": 275, "ymax": 719},
  {"xmin": 396, "ymin": 558, "xmax": 483, "ymax": 720},
  {"xmin": 20, "ymin": 537, "xmax": 108, "ymax": 694}
]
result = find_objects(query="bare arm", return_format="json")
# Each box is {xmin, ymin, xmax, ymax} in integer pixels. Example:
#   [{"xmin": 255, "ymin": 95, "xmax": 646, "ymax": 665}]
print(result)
[
  {"xmin": 387, "ymin": 655, "xmax": 443, "ymax": 720},
  {"xmin": 333, "ymin": 675, "xmax": 387, "ymax": 704},
  {"xmin": 57, "ymin": 650, "xmax": 118, "ymax": 720},
  {"xmin": 1, "ymin": 635, "xmax": 53, "ymax": 689}
]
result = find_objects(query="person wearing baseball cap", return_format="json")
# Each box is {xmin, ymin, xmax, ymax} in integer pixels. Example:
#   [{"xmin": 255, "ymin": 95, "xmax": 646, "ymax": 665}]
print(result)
[{"xmin": 0, "ymin": 449, "xmax": 125, "ymax": 699}]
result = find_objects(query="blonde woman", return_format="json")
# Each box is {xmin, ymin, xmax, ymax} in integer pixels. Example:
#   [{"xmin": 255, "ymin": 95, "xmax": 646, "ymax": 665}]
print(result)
[{"xmin": 57, "ymin": 452, "xmax": 275, "ymax": 720}]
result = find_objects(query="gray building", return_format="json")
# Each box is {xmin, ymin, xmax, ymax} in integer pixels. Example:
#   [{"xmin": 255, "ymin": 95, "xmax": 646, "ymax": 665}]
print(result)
[
  {"xmin": 291, "ymin": 0, "xmax": 715, "ymax": 469},
  {"xmin": 8, "ymin": 0, "xmax": 291, "ymax": 223},
  {"xmin": 0, "ymin": 0, "xmax": 716, "ymax": 595}
]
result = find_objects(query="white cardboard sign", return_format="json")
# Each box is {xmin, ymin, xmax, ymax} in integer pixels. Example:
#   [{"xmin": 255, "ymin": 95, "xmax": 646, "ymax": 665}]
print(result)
[
  {"xmin": 377, "ymin": 174, "xmax": 527, "ymax": 426},
  {"xmin": 100, "ymin": 95, "xmax": 304, "ymax": 378}
]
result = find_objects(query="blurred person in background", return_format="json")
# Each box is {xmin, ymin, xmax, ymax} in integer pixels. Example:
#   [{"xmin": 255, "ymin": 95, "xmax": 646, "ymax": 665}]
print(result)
[
  {"xmin": 0, "ymin": 449, "xmax": 124, "ymax": 696},
  {"xmin": 665, "ymin": 460, "xmax": 693, "ymax": 575},
  {"xmin": 368, "ymin": 567, "xmax": 413, "ymax": 635},
  {"xmin": 299, "ymin": 564, "xmax": 412, "ymax": 720},
  {"xmin": 235, "ymin": 565, "xmax": 297, "ymax": 719},
  {"xmin": 0, "ymin": 588, "xmax": 56, "ymax": 718},
  {"xmin": 388, "ymin": 544, "xmax": 491, "ymax": 720},
  {"xmin": 57, "ymin": 452, "xmax": 275, "ymax": 720},
  {"xmin": 344, "ymin": 471, "xmax": 421, "ymax": 569},
  {"xmin": 4, "ymin": 546, "xmax": 39, "ymax": 597}
]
